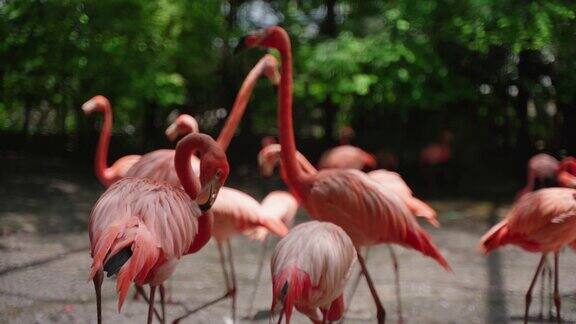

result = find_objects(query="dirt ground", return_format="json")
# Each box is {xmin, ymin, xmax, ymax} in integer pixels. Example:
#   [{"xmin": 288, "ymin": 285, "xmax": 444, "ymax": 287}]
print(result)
[{"xmin": 1, "ymin": 154, "xmax": 576, "ymax": 323}]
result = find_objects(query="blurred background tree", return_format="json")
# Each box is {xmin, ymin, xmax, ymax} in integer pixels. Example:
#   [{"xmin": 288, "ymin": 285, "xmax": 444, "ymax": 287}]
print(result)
[{"xmin": 1, "ymin": 0, "xmax": 575, "ymax": 191}]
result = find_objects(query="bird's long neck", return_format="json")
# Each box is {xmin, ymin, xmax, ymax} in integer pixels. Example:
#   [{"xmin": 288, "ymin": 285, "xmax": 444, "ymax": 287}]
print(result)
[
  {"xmin": 217, "ymin": 57, "xmax": 268, "ymax": 151},
  {"xmin": 275, "ymin": 30, "xmax": 308, "ymax": 199},
  {"xmin": 95, "ymin": 103, "xmax": 113, "ymax": 187},
  {"xmin": 174, "ymin": 135, "xmax": 206, "ymax": 199}
]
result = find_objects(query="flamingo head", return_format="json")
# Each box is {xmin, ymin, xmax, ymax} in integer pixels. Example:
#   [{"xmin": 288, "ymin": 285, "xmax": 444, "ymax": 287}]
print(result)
[
  {"xmin": 258, "ymin": 144, "xmax": 281, "ymax": 177},
  {"xmin": 81, "ymin": 95, "xmax": 109, "ymax": 115},
  {"xmin": 165, "ymin": 114, "xmax": 199, "ymax": 142},
  {"xmin": 196, "ymin": 145, "xmax": 230, "ymax": 211},
  {"xmin": 236, "ymin": 26, "xmax": 289, "ymax": 53},
  {"xmin": 262, "ymin": 54, "xmax": 280, "ymax": 86}
]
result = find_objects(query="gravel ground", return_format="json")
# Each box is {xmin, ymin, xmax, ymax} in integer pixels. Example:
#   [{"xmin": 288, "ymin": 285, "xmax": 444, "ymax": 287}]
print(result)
[{"xmin": 1, "ymin": 155, "xmax": 576, "ymax": 323}]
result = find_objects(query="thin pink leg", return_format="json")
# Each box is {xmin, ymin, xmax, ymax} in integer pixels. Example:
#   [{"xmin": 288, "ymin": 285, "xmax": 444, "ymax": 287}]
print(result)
[
  {"xmin": 387, "ymin": 246, "xmax": 403, "ymax": 323},
  {"xmin": 93, "ymin": 270, "xmax": 103, "ymax": 324},
  {"xmin": 226, "ymin": 239, "xmax": 237, "ymax": 323},
  {"xmin": 246, "ymin": 238, "xmax": 270, "ymax": 318},
  {"xmin": 355, "ymin": 247, "xmax": 385, "ymax": 324},
  {"xmin": 136, "ymin": 286, "xmax": 162, "ymax": 322},
  {"xmin": 160, "ymin": 285, "xmax": 166, "ymax": 324},
  {"xmin": 147, "ymin": 286, "xmax": 156, "ymax": 324},
  {"xmin": 553, "ymin": 252, "xmax": 561, "ymax": 324},
  {"xmin": 524, "ymin": 254, "xmax": 547, "ymax": 324}
]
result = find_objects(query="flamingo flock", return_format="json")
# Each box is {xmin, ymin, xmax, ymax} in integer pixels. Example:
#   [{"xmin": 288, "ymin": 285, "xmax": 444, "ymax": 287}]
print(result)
[{"xmin": 81, "ymin": 26, "xmax": 576, "ymax": 324}]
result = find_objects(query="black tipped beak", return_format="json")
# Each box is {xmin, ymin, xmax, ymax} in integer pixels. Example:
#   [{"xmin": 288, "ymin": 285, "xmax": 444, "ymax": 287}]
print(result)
[
  {"xmin": 198, "ymin": 202, "xmax": 211, "ymax": 212},
  {"xmin": 234, "ymin": 36, "xmax": 248, "ymax": 55}
]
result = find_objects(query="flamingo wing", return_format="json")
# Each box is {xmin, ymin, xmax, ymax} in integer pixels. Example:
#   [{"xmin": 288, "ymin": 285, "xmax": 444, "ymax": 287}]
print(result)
[
  {"xmin": 506, "ymin": 188, "xmax": 576, "ymax": 245},
  {"xmin": 306, "ymin": 169, "xmax": 450, "ymax": 269},
  {"xmin": 125, "ymin": 149, "xmax": 199, "ymax": 187}
]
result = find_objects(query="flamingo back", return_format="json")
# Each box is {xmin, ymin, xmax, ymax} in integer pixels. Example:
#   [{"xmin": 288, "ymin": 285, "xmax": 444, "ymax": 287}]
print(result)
[
  {"xmin": 306, "ymin": 169, "xmax": 450, "ymax": 270},
  {"xmin": 88, "ymin": 177, "xmax": 200, "ymax": 309},
  {"xmin": 125, "ymin": 149, "xmax": 199, "ymax": 186},
  {"xmin": 318, "ymin": 145, "xmax": 375, "ymax": 170},
  {"xmin": 271, "ymin": 221, "xmax": 356, "ymax": 322},
  {"xmin": 243, "ymin": 191, "xmax": 299, "ymax": 241}
]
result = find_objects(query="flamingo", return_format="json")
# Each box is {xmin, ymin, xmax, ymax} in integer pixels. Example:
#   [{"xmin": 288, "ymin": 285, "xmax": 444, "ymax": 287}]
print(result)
[
  {"xmin": 88, "ymin": 133, "xmax": 229, "ymax": 324},
  {"xmin": 82, "ymin": 96, "xmax": 142, "ymax": 187},
  {"xmin": 420, "ymin": 130, "xmax": 453, "ymax": 189},
  {"xmin": 516, "ymin": 153, "xmax": 559, "ymax": 200},
  {"xmin": 271, "ymin": 221, "xmax": 356, "ymax": 323},
  {"xmin": 125, "ymin": 54, "xmax": 287, "ymax": 323},
  {"xmin": 557, "ymin": 157, "xmax": 576, "ymax": 188},
  {"xmin": 480, "ymin": 187, "xmax": 576, "ymax": 324},
  {"xmin": 238, "ymin": 26, "xmax": 451, "ymax": 323},
  {"xmin": 317, "ymin": 125, "xmax": 377, "ymax": 171},
  {"xmin": 257, "ymin": 144, "xmax": 440, "ymax": 319}
]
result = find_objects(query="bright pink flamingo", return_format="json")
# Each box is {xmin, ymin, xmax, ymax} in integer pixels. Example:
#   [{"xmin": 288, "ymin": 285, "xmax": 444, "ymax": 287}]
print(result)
[
  {"xmin": 88, "ymin": 133, "xmax": 229, "ymax": 324},
  {"xmin": 125, "ymin": 54, "xmax": 286, "ymax": 323},
  {"xmin": 239, "ymin": 26, "xmax": 451, "ymax": 323},
  {"xmin": 271, "ymin": 221, "xmax": 356, "ymax": 323},
  {"xmin": 516, "ymin": 153, "xmax": 559, "ymax": 200},
  {"xmin": 557, "ymin": 157, "xmax": 576, "ymax": 188},
  {"xmin": 480, "ymin": 187, "xmax": 576, "ymax": 324},
  {"xmin": 82, "ymin": 96, "xmax": 142, "ymax": 187}
]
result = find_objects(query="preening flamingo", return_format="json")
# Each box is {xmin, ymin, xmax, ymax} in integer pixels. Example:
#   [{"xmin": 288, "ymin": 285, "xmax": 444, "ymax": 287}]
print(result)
[
  {"xmin": 480, "ymin": 187, "xmax": 576, "ymax": 324},
  {"xmin": 126, "ymin": 54, "xmax": 287, "ymax": 323},
  {"xmin": 88, "ymin": 133, "xmax": 229, "ymax": 324},
  {"xmin": 239, "ymin": 26, "xmax": 451, "ymax": 323},
  {"xmin": 271, "ymin": 221, "xmax": 356, "ymax": 323},
  {"xmin": 557, "ymin": 157, "xmax": 576, "ymax": 188},
  {"xmin": 516, "ymin": 153, "xmax": 559, "ymax": 200},
  {"xmin": 82, "ymin": 95, "xmax": 142, "ymax": 187}
]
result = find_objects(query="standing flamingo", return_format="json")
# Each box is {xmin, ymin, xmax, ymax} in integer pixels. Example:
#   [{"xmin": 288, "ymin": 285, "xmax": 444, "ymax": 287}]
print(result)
[
  {"xmin": 480, "ymin": 187, "xmax": 576, "ymax": 324},
  {"xmin": 238, "ymin": 26, "xmax": 451, "ymax": 323},
  {"xmin": 82, "ymin": 96, "xmax": 142, "ymax": 187},
  {"xmin": 420, "ymin": 130, "xmax": 453, "ymax": 189},
  {"xmin": 257, "ymin": 144, "xmax": 440, "ymax": 319},
  {"xmin": 88, "ymin": 133, "xmax": 229, "ymax": 324},
  {"xmin": 125, "ymin": 54, "xmax": 287, "ymax": 323},
  {"xmin": 271, "ymin": 221, "xmax": 356, "ymax": 323},
  {"xmin": 557, "ymin": 157, "xmax": 576, "ymax": 188},
  {"xmin": 516, "ymin": 153, "xmax": 559, "ymax": 200}
]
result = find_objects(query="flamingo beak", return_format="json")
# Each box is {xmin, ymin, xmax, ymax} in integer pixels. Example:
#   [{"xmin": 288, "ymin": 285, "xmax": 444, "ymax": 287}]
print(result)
[
  {"xmin": 165, "ymin": 123, "xmax": 179, "ymax": 142},
  {"xmin": 197, "ymin": 174, "xmax": 223, "ymax": 211}
]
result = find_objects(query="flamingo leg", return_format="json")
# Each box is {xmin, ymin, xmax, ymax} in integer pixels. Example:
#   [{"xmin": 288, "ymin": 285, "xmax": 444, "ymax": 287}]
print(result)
[
  {"xmin": 93, "ymin": 270, "xmax": 103, "ymax": 324},
  {"xmin": 133, "ymin": 284, "xmax": 142, "ymax": 301},
  {"xmin": 340, "ymin": 247, "xmax": 370, "ymax": 324},
  {"xmin": 524, "ymin": 253, "xmax": 547, "ymax": 324},
  {"xmin": 387, "ymin": 246, "xmax": 403, "ymax": 323},
  {"xmin": 136, "ymin": 285, "xmax": 163, "ymax": 322},
  {"xmin": 276, "ymin": 305, "xmax": 285, "ymax": 324},
  {"xmin": 321, "ymin": 308, "xmax": 328, "ymax": 324},
  {"xmin": 147, "ymin": 286, "xmax": 156, "ymax": 324},
  {"xmin": 226, "ymin": 239, "xmax": 238, "ymax": 323},
  {"xmin": 355, "ymin": 246, "xmax": 385, "ymax": 324},
  {"xmin": 160, "ymin": 285, "xmax": 166, "ymax": 324},
  {"xmin": 172, "ymin": 242, "xmax": 234, "ymax": 324},
  {"xmin": 246, "ymin": 237, "xmax": 270, "ymax": 318},
  {"xmin": 538, "ymin": 261, "xmax": 545, "ymax": 320},
  {"xmin": 548, "ymin": 259, "xmax": 553, "ymax": 320},
  {"xmin": 553, "ymin": 252, "xmax": 561, "ymax": 324}
]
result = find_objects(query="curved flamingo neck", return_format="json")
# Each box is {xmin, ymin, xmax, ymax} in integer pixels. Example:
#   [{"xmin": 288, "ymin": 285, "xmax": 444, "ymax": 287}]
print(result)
[
  {"xmin": 217, "ymin": 56, "xmax": 268, "ymax": 151},
  {"xmin": 174, "ymin": 135, "xmax": 209, "ymax": 199},
  {"xmin": 273, "ymin": 30, "xmax": 308, "ymax": 199},
  {"xmin": 95, "ymin": 102, "xmax": 113, "ymax": 187}
]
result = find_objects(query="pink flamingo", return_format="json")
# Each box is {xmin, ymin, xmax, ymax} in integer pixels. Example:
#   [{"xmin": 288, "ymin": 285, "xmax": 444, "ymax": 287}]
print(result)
[
  {"xmin": 243, "ymin": 190, "xmax": 299, "ymax": 318},
  {"xmin": 239, "ymin": 26, "xmax": 451, "ymax": 323},
  {"xmin": 318, "ymin": 144, "xmax": 378, "ymax": 171},
  {"xmin": 82, "ymin": 96, "xmax": 142, "ymax": 187},
  {"xmin": 88, "ymin": 133, "xmax": 229, "ymax": 324},
  {"xmin": 557, "ymin": 157, "xmax": 576, "ymax": 188},
  {"xmin": 271, "ymin": 221, "xmax": 356, "ymax": 323},
  {"xmin": 420, "ymin": 130, "xmax": 453, "ymax": 189},
  {"xmin": 480, "ymin": 187, "xmax": 576, "ymax": 324},
  {"xmin": 258, "ymin": 144, "xmax": 440, "ymax": 319},
  {"xmin": 516, "ymin": 153, "xmax": 559, "ymax": 200},
  {"xmin": 126, "ymin": 54, "xmax": 286, "ymax": 323}
]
